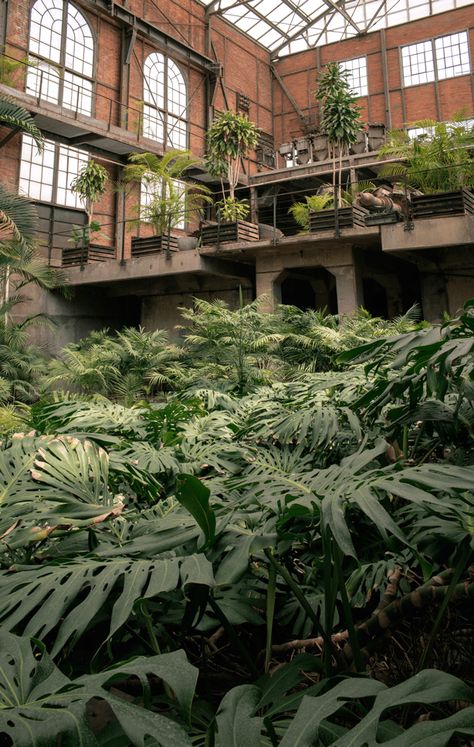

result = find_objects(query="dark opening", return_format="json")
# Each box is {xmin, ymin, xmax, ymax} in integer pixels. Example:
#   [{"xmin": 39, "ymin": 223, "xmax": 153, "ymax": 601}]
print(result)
[
  {"xmin": 280, "ymin": 268, "xmax": 337, "ymax": 314},
  {"xmin": 363, "ymin": 278, "xmax": 388, "ymax": 318}
]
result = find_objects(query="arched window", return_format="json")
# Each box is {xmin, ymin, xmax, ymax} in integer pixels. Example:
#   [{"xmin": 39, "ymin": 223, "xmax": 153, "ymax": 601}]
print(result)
[
  {"xmin": 26, "ymin": 0, "xmax": 94, "ymax": 116},
  {"xmin": 143, "ymin": 52, "xmax": 187, "ymax": 150}
]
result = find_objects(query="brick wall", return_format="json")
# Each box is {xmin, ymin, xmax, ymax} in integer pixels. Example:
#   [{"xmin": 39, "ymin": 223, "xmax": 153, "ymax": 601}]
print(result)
[{"xmin": 273, "ymin": 6, "xmax": 474, "ymax": 145}]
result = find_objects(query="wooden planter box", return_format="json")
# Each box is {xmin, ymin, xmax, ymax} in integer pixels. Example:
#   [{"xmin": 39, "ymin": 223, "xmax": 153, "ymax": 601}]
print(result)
[
  {"xmin": 62, "ymin": 244, "xmax": 115, "ymax": 267},
  {"xmin": 131, "ymin": 234, "xmax": 179, "ymax": 257},
  {"xmin": 200, "ymin": 220, "xmax": 259, "ymax": 245},
  {"xmin": 309, "ymin": 204, "xmax": 368, "ymax": 233},
  {"xmin": 412, "ymin": 189, "xmax": 474, "ymax": 219}
]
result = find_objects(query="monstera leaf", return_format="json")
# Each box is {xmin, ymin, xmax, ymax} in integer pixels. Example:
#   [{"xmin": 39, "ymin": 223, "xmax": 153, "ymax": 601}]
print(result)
[
  {"xmin": 0, "ymin": 553, "xmax": 214, "ymax": 655},
  {"xmin": 0, "ymin": 630, "xmax": 196, "ymax": 747},
  {"xmin": 0, "ymin": 436, "xmax": 125, "ymax": 550}
]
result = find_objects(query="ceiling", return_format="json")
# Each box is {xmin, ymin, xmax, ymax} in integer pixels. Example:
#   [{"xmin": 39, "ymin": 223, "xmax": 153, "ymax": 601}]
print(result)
[{"xmin": 201, "ymin": 0, "xmax": 472, "ymax": 58}]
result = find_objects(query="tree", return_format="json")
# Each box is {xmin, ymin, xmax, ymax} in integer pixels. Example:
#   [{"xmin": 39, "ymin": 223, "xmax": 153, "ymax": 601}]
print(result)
[
  {"xmin": 205, "ymin": 110, "xmax": 259, "ymax": 221},
  {"xmin": 316, "ymin": 63, "xmax": 363, "ymax": 207},
  {"xmin": 70, "ymin": 159, "xmax": 109, "ymax": 248}
]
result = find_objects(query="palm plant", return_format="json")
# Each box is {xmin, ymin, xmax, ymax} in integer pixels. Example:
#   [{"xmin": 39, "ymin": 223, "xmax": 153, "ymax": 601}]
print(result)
[
  {"xmin": 0, "ymin": 95, "xmax": 43, "ymax": 149},
  {"xmin": 45, "ymin": 326, "xmax": 183, "ymax": 402},
  {"xmin": 179, "ymin": 294, "xmax": 278, "ymax": 394},
  {"xmin": 378, "ymin": 117, "xmax": 474, "ymax": 192},
  {"xmin": 122, "ymin": 150, "xmax": 211, "ymax": 235}
]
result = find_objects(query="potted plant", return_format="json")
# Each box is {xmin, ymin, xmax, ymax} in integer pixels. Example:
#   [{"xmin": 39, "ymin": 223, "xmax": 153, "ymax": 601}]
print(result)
[
  {"xmin": 378, "ymin": 117, "xmax": 474, "ymax": 219},
  {"xmin": 122, "ymin": 150, "xmax": 211, "ymax": 256},
  {"xmin": 316, "ymin": 63, "xmax": 363, "ymax": 209},
  {"xmin": 202, "ymin": 110, "xmax": 260, "ymax": 245},
  {"xmin": 64, "ymin": 159, "xmax": 111, "ymax": 267},
  {"xmin": 290, "ymin": 181, "xmax": 375, "ymax": 234}
]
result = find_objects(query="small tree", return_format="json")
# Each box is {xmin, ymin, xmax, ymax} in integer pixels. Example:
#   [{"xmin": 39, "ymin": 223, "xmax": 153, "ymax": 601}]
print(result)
[
  {"xmin": 70, "ymin": 159, "xmax": 108, "ymax": 247},
  {"xmin": 205, "ymin": 111, "xmax": 259, "ymax": 221},
  {"xmin": 316, "ymin": 63, "xmax": 362, "ymax": 207}
]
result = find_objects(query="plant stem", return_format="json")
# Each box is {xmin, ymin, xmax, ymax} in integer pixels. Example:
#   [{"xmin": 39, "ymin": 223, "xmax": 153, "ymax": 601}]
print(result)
[
  {"xmin": 265, "ymin": 563, "xmax": 277, "ymax": 673},
  {"xmin": 264, "ymin": 548, "xmax": 337, "ymax": 661},
  {"xmin": 140, "ymin": 601, "xmax": 174, "ymax": 701},
  {"xmin": 416, "ymin": 542, "xmax": 472, "ymax": 672},
  {"xmin": 208, "ymin": 596, "xmax": 259, "ymax": 678},
  {"xmin": 334, "ymin": 542, "xmax": 363, "ymax": 671}
]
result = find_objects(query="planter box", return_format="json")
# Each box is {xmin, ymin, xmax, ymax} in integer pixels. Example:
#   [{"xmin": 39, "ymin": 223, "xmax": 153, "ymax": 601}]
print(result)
[
  {"xmin": 309, "ymin": 204, "xmax": 369, "ymax": 232},
  {"xmin": 200, "ymin": 220, "xmax": 260, "ymax": 245},
  {"xmin": 131, "ymin": 234, "xmax": 179, "ymax": 257},
  {"xmin": 62, "ymin": 244, "xmax": 115, "ymax": 267},
  {"xmin": 411, "ymin": 189, "xmax": 474, "ymax": 219}
]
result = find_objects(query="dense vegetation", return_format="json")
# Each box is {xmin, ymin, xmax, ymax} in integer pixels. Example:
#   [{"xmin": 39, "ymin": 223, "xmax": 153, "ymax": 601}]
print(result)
[{"xmin": 0, "ymin": 296, "xmax": 473, "ymax": 746}]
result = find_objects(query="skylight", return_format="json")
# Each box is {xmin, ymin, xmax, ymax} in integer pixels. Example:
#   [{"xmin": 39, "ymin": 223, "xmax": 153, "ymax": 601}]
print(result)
[{"xmin": 201, "ymin": 0, "xmax": 472, "ymax": 58}]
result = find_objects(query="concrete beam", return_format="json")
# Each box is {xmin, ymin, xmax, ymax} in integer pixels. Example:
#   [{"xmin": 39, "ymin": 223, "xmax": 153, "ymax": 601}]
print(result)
[
  {"xmin": 65, "ymin": 250, "xmax": 254, "ymax": 287},
  {"xmin": 382, "ymin": 215, "xmax": 474, "ymax": 253}
]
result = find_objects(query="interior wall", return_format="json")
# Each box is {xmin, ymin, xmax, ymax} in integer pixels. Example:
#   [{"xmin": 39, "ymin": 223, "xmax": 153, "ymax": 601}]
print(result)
[{"xmin": 272, "ymin": 6, "xmax": 474, "ymax": 146}]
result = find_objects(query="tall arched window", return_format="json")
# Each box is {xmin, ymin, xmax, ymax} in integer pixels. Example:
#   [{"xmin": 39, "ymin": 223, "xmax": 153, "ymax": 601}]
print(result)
[
  {"xmin": 26, "ymin": 0, "xmax": 94, "ymax": 116},
  {"xmin": 143, "ymin": 52, "xmax": 187, "ymax": 150}
]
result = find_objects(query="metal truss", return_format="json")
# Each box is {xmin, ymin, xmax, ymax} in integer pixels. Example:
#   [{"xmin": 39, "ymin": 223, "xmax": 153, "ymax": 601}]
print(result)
[{"xmin": 201, "ymin": 0, "xmax": 464, "ymax": 58}]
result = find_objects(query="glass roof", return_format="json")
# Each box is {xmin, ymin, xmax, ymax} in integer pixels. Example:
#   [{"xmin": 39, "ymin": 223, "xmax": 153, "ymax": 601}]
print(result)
[{"xmin": 201, "ymin": 0, "xmax": 472, "ymax": 58}]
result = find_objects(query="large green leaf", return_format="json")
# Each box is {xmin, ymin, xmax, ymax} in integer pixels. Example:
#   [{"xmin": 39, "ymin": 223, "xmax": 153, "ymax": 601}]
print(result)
[
  {"xmin": 176, "ymin": 474, "xmax": 216, "ymax": 545},
  {"xmin": 216, "ymin": 684, "xmax": 263, "ymax": 747},
  {"xmin": 0, "ymin": 554, "xmax": 214, "ymax": 655},
  {"xmin": 277, "ymin": 670, "xmax": 474, "ymax": 747},
  {"xmin": 0, "ymin": 630, "xmax": 195, "ymax": 747}
]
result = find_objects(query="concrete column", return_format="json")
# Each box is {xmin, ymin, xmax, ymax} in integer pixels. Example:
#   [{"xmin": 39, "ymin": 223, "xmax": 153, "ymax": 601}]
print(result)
[
  {"xmin": 256, "ymin": 269, "xmax": 282, "ymax": 311},
  {"xmin": 331, "ymin": 264, "xmax": 363, "ymax": 315}
]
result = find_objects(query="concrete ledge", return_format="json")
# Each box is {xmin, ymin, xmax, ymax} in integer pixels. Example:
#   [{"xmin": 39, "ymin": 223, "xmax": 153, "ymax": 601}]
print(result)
[
  {"xmin": 65, "ymin": 250, "xmax": 253, "ymax": 286},
  {"xmin": 382, "ymin": 215, "xmax": 474, "ymax": 252}
]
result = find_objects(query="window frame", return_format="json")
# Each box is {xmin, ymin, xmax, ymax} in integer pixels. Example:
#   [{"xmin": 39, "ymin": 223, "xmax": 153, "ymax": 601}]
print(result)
[
  {"xmin": 143, "ymin": 51, "xmax": 188, "ymax": 151},
  {"xmin": 26, "ymin": 0, "xmax": 96, "ymax": 116},
  {"xmin": 400, "ymin": 29, "xmax": 471, "ymax": 88},
  {"xmin": 19, "ymin": 134, "xmax": 89, "ymax": 210},
  {"xmin": 340, "ymin": 56, "xmax": 369, "ymax": 98}
]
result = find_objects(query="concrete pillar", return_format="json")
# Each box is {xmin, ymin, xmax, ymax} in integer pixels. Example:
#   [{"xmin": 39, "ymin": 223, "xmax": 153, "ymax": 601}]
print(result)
[
  {"xmin": 256, "ymin": 269, "xmax": 282, "ymax": 311},
  {"xmin": 332, "ymin": 264, "xmax": 363, "ymax": 315},
  {"xmin": 420, "ymin": 272, "xmax": 448, "ymax": 322}
]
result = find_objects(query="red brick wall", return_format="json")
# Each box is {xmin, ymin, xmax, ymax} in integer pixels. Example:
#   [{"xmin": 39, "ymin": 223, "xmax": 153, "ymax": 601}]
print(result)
[{"xmin": 273, "ymin": 7, "xmax": 474, "ymax": 145}]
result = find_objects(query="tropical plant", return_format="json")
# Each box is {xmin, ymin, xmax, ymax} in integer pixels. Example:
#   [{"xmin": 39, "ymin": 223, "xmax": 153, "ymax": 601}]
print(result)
[
  {"xmin": 289, "ymin": 192, "xmax": 334, "ymax": 231},
  {"xmin": 316, "ymin": 63, "xmax": 363, "ymax": 206},
  {"xmin": 205, "ymin": 110, "xmax": 259, "ymax": 221},
  {"xmin": 1, "ymin": 292, "xmax": 473, "ymax": 746},
  {"xmin": 378, "ymin": 116, "xmax": 474, "ymax": 193},
  {"xmin": 122, "ymin": 150, "xmax": 211, "ymax": 236},
  {"xmin": 69, "ymin": 158, "xmax": 109, "ymax": 250},
  {"xmin": 0, "ymin": 94, "xmax": 43, "ymax": 149},
  {"xmin": 45, "ymin": 326, "xmax": 184, "ymax": 402}
]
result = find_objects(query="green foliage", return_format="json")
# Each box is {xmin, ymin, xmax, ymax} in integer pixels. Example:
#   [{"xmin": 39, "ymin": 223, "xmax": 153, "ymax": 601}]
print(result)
[
  {"xmin": 0, "ymin": 94, "xmax": 43, "ymax": 150},
  {"xmin": 378, "ymin": 116, "xmax": 474, "ymax": 192},
  {"xmin": 289, "ymin": 192, "xmax": 334, "ymax": 231},
  {"xmin": 123, "ymin": 150, "xmax": 211, "ymax": 236},
  {"xmin": 216, "ymin": 195, "xmax": 250, "ymax": 221},
  {"xmin": 0, "ymin": 630, "xmax": 197, "ymax": 746},
  {"xmin": 205, "ymin": 110, "xmax": 259, "ymax": 203},
  {"xmin": 316, "ymin": 62, "xmax": 363, "ymax": 205},
  {"xmin": 70, "ymin": 159, "xmax": 108, "ymax": 218},
  {"xmin": 2, "ymin": 293, "xmax": 474, "ymax": 746}
]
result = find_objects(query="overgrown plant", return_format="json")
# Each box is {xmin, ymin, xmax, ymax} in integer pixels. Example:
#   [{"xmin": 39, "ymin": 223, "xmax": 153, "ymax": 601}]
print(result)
[{"xmin": 378, "ymin": 115, "xmax": 474, "ymax": 193}]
